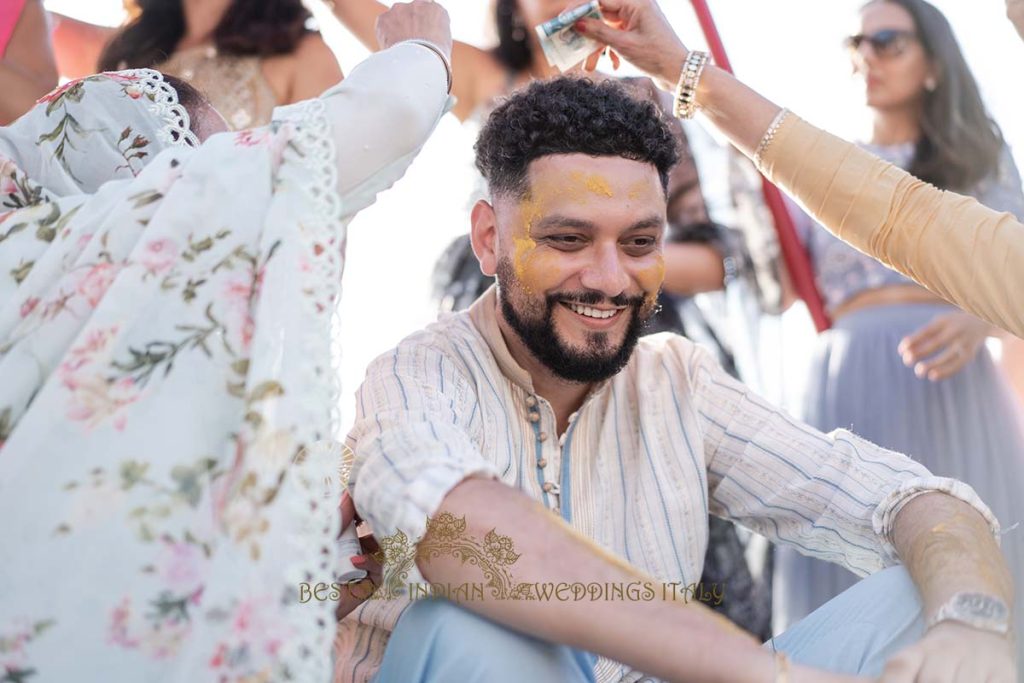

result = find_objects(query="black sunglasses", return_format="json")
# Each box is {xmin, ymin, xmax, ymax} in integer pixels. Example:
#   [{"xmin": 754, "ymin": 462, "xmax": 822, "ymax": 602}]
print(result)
[{"xmin": 844, "ymin": 29, "xmax": 919, "ymax": 58}]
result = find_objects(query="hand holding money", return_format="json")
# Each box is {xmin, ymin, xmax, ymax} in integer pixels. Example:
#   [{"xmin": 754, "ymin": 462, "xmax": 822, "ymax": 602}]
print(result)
[
  {"xmin": 574, "ymin": 0, "xmax": 689, "ymax": 90},
  {"xmin": 535, "ymin": 1, "xmax": 605, "ymax": 72}
]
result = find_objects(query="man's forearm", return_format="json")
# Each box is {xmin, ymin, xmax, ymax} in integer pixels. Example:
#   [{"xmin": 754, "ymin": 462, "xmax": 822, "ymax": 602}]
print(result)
[
  {"xmin": 418, "ymin": 478, "xmax": 773, "ymax": 683},
  {"xmin": 892, "ymin": 492, "xmax": 1013, "ymax": 621}
]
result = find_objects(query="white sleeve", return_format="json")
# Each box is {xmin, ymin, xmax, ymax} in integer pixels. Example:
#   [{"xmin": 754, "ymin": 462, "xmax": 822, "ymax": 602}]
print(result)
[{"xmin": 319, "ymin": 41, "xmax": 451, "ymax": 223}]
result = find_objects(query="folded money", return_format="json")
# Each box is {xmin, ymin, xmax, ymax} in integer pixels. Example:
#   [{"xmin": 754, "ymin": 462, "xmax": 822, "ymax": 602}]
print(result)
[{"xmin": 535, "ymin": 0, "xmax": 603, "ymax": 72}]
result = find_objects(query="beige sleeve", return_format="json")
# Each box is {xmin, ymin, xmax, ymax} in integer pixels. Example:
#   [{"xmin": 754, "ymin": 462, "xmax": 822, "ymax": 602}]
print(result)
[{"xmin": 760, "ymin": 114, "xmax": 1024, "ymax": 337}]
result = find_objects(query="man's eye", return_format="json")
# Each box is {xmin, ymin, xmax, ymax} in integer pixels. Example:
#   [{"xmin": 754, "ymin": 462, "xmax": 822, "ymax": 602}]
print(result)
[
  {"xmin": 625, "ymin": 237, "xmax": 657, "ymax": 250},
  {"xmin": 548, "ymin": 235, "xmax": 585, "ymax": 246}
]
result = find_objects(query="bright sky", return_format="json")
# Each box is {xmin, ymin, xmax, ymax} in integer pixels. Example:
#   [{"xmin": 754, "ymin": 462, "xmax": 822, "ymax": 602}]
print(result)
[{"xmin": 45, "ymin": 0, "xmax": 1024, "ymax": 426}]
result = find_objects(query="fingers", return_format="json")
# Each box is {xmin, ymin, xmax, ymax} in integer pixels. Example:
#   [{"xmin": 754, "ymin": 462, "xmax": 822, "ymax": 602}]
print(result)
[
  {"xmin": 352, "ymin": 551, "xmax": 384, "ymax": 585},
  {"xmin": 359, "ymin": 531, "xmax": 380, "ymax": 554},
  {"xmin": 583, "ymin": 47, "xmax": 603, "ymax": 72},
  {"xmin": 575, "ymin": 16, "xmax": 622, "ymax": 47},
  {"xmin": 609, "ymin": 48, "xmax": 621, "ymax": 70},
  {"xmin": 340, "ymin": 490, "xmax": 357, "ymax": 531},
  {"xmin": 915, "ymin": 344, "xmax": 973, "ymax": 381},
  {"xmin": 899, "ymin": 316, "xmax": 953, "ymax": 364}
]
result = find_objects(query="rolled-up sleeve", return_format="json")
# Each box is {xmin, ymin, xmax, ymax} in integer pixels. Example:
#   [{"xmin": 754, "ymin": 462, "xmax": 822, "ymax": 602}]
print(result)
[
  {"xmin": 346, "ymin": 333, "xmax": 499, "ymax": 548},
  {"xmin": 688, "ymin": 344, "xmax": 999, "ymax": 576}
]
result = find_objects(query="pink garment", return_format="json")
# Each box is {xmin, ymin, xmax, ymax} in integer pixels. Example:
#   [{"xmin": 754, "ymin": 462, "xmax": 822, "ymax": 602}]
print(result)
[{"xmin": 0, "ymin": 0, "xmax": 28, "ymax": 58}]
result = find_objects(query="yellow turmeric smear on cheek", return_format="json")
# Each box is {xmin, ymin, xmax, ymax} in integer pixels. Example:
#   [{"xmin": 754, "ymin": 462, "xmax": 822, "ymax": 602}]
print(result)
[
  {"xmin": 638, "ymin": 255, "xmax": 666, "ymax": 310},
  {"xmin": 513, "ymin": 194, "xmax": 545, "ymax": 292}
]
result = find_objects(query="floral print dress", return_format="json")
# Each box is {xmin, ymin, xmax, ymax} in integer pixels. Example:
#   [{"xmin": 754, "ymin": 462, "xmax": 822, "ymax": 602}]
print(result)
[{"xmin": 0, "ymin": 46, "xmax": 450, "ymax": 683}]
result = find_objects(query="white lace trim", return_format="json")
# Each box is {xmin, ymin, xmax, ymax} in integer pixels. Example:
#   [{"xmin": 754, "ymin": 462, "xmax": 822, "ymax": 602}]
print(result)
[
  {"xmin": 122, "ymin": 69, "xmax": 201, "ymax": 149},
  {"xmin": 275, "ymin": 95, "xmax": 345, "ymax": 683}
]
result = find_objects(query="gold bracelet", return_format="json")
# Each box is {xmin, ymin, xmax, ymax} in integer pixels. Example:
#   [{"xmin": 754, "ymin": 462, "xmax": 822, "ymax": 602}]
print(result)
[
  {"xmin": 753, "ymin": 108, "xmax": 791, "ymax": 173},
  {"xmin": 774, "ymin": 651, "xmax": 791, "ymax": 683},
  {"xmin": 673, "ymin": 50, "xmax": 709, "ymax": 119}
]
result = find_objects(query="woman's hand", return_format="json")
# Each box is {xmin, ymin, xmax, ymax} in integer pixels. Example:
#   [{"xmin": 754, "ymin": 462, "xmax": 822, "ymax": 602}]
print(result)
[
  {"xmin": 575, "ymin": 0, "xmax": 688, "ymax": 89},
  {"xmin": 336, "ymin": 491, "xmax": 384, "ymax": 621},
  {"xmin": 898, "ymin": 311, "xmax": 993, "ymax": 381},
  {"xmin": 375, "ymin": 0, "xmax": 452, "ymax": 61}
]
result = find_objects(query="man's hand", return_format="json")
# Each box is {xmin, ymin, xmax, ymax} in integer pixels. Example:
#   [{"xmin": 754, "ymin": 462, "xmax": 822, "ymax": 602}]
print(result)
[
  {"xmin": 375, "ymin": 0, "xmax": 452, "ymax": 61},
  {"xmin": 1008, "ymin": 0, "xmax": 1024, "ymax": 41},
  {"xmin": 880, "ymin": 622, "xmax": 1016, "ymax": 682},
  {"xmin": 575, "ymin": 0, "xmax": 688, "ymax": 89},
  {"xmin": 898, "ymin": 311, "xmax": 992, "ymax": 381},
  {"xmin": 335, "ymin": 491, "xmax": 383, "ymax": 622}
]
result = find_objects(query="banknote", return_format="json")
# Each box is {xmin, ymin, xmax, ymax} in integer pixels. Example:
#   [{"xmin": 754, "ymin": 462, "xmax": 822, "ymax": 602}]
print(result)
[{"xmin": 535, "ymin": 0, "xmax": 603, "ymax": 72}]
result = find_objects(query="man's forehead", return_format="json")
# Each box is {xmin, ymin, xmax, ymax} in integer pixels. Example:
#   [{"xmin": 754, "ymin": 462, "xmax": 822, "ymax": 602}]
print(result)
[{"xmin": 523, "ymin": 154, "xmax": 663, "ymax": 203}]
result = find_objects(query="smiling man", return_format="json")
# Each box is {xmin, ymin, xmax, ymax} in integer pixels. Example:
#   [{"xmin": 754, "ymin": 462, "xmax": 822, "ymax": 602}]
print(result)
[{"xmin": 337, "ymin": 78, "xmax": 1015, "ymax": 683}]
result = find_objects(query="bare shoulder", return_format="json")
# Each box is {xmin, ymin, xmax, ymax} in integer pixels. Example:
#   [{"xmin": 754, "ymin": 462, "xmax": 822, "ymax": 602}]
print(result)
[
  {"xmin": 450, "ymin": 41, "xmax": 510, "ymax": 122},
  {"xmin": 280, "ymin": 32, "xmax": 348, "ymax": 104}
]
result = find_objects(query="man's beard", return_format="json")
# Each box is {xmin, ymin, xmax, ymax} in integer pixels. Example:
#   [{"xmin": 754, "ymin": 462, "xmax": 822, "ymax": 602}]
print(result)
[{"xmin": 496, "ymin": 258, "xmax": 657, "ymax": 383}]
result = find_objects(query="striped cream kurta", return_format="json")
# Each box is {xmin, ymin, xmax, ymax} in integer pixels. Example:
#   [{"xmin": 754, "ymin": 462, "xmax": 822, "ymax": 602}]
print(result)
[{"xmin": 334, "ymin": 286, "xmax": 998, "ymax": 683}]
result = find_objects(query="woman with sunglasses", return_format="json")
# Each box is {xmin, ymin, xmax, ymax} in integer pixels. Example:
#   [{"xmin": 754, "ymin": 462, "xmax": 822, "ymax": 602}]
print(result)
[{"xmin": 761, "ymin": 0, "xmax": 1024, "ymax": 637}]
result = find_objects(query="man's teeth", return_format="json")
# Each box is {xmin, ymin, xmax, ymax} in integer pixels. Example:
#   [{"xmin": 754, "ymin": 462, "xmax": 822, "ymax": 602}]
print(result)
[{"xmin": 566, "ymin": 302, "xmax": 618, "ymax": 319}]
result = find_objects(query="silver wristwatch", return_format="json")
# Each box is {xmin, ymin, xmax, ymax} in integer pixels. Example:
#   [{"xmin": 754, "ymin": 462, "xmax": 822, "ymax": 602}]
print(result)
[{"xmin": 927, "ymin": 592, "xmax": 1011, "ymax": 636}]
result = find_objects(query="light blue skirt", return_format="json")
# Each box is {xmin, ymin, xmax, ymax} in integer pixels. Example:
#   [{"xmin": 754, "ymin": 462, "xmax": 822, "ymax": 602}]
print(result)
[{"xmin": 774, "ymin": 303, "xmax": 1024, "ymax": 644}]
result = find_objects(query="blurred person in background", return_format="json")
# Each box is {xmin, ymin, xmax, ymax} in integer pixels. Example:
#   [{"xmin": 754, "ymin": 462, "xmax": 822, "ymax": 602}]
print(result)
[
  {"xmin": 332, "ymin": 0, "xmax": 773, "ymax": 639},
  {"xmin": 0, "ymin": 0, "xmax": 58, "ymax": 124},
  {"xmin": 767, "ymin": 0, "xmax": 1024, "ymax": 641},
  {"xmin": 50, "ymin": 0, "xmax": 342, "ymax": 130}
]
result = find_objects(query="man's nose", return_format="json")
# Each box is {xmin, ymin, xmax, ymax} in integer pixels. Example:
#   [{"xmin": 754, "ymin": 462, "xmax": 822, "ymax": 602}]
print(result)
[{"xmin": 579, "ymin": 243, "xmax": 630, "ymax": 299}]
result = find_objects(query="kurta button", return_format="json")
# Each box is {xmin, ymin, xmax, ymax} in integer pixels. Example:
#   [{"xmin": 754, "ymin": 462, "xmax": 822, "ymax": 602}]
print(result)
[
  {"xmin": 528, "ymin": 412, "xmax": 540, "ymax": 422},
  {"xmin": 526, "ymin": 395, "xmax": 537, "ymax": 407},
  {"xmin": 542, "ymin": 482, "xmax": 554, "ymax": 493},
  {"xmin": 537, "ymin": 458, "xmax": 548, "ymax": 468},
  {"xmin": 539, "ymin": 432, "xmax": 548, "ymax": 441}
]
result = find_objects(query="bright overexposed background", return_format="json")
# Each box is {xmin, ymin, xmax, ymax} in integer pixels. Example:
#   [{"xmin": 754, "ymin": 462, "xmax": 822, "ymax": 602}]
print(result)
[{"xmin": 45, "ymin": 0, "xmax": 1024, "ymax": 426}]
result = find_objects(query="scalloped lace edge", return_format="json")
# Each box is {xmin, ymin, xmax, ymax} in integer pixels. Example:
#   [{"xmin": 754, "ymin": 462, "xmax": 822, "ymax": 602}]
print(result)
[{"xmin": 276, "ymin": 95, "xmax": 345, "ymax": 683}]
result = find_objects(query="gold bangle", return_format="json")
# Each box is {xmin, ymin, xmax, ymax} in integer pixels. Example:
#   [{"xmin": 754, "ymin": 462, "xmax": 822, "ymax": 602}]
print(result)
[
  {"xmin": 673, "ymin": 50, "xmax": 709, "ymax": 119},
  {"xmin": 774, "ymin": 651, "xmax": 791, "ymax": 683},
  {"xmin": 753, "ymin": 108, "xmax": 791, "ymax": 173},
  {"xmin": 406, "ymin": 39, "xmax": 454, "ymax": 95}
]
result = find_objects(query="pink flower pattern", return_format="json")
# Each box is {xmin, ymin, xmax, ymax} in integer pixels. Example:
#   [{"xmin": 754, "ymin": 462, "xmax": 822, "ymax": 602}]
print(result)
[
  {"xmin": 138, "ymin": 237, "xmax": 178, "ymax": 276},
  {"xmin": 76, "ymin": 263, "xmax": 120, "ymax": 308}
]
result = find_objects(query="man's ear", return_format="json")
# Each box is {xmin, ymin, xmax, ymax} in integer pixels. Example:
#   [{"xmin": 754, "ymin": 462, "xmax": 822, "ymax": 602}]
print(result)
[{"xmin": 470, "ymin": 199, "xmax": 499, "ymax": 277}]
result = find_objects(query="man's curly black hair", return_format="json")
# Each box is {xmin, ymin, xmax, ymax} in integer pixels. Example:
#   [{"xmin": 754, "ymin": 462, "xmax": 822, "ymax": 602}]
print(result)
[{"xmin": 475, "ymin": 77, "xmax": 679, "ymax": 199}]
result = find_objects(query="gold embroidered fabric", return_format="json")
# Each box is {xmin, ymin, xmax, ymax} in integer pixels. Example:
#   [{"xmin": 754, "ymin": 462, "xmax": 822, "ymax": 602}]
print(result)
[{"xmin": 159, "ymin": 45, "xmax": 277, "ymax": 130}]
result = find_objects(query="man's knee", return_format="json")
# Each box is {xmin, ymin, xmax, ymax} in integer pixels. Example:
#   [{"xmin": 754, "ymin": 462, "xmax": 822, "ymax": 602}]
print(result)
[{"xmin": 382, "ymin": 599, "xmax": 595, "ymax": 683}]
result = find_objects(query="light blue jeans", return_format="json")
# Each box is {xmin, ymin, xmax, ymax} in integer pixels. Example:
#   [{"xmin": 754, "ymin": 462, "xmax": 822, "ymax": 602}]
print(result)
[{"xmin": 374, "ymin": 565, "xmax": 924, "ymax": 682}]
